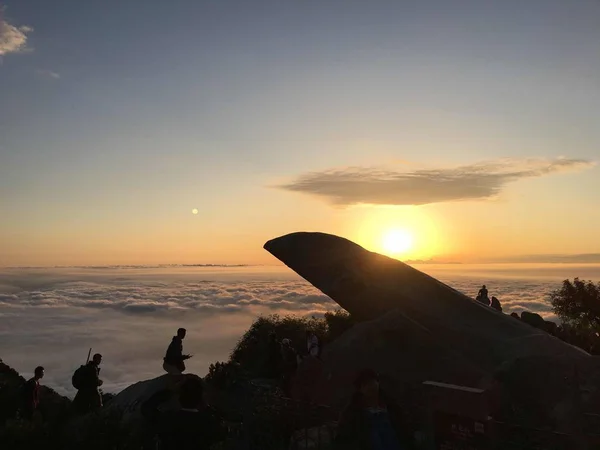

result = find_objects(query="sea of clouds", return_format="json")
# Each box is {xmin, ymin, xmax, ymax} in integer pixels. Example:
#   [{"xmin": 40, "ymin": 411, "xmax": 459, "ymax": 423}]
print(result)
[{"xmin": 1, "ymin": 264, "xmax": 599, "ymax": 397}]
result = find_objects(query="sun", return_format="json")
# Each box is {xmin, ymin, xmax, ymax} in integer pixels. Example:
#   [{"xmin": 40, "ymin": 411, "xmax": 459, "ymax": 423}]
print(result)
[{"xmin": 382, "ymin": 229, "xmax": 414, "ymax": 255}]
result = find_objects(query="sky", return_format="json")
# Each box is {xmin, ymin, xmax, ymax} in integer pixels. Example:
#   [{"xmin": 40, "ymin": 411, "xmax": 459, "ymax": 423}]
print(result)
[{"xmin": 1, "ymin": 0, "xmax": 599, "ymax": 266}]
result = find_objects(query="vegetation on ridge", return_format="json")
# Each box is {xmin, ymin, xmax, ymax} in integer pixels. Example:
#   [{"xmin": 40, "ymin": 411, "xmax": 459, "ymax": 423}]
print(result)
[
  {"xmin": 206, "ymin": 309, "xmax": 355, "ymax": 388},
  {"xmin": 549, "ymin": 278, "xmax": 600, "ymax": 353}
]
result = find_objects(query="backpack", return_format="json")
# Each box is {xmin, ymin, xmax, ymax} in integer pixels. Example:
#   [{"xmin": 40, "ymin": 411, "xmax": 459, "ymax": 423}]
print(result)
[{"xmin": 72, "ymin": 365, "xmax": 89, "ymax": 390}]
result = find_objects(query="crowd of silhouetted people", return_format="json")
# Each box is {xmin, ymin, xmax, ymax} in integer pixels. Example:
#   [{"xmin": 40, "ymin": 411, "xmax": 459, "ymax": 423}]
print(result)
[
  {"xmin": 265, "ymin": 329, "xmax": 320, "ymax": 396},
  {"xmin": 17, "ymin": 328, "xmax": 193, "ymax": 419},
  {"xmin": 12, "ymin": 286, "xmax": 518, "ymax": 449},
  {"xmin": 14, "ymin": 324, "xmax": 415, "ymax": 449}
]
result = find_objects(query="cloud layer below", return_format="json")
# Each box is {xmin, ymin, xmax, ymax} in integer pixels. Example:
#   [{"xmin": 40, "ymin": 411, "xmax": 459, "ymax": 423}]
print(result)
[
  {"xmin": 278, "ymin": 158, "xmax": 595, "ymax": 206},
  {"xmin": 1, "ymin": 265, "xmax": 598, "ymax": 397}
]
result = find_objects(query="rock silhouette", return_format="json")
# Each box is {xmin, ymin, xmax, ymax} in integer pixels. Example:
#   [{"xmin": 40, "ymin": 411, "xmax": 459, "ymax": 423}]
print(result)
[
  {"xmin": 490, "ymin": 296, "xmax": 502, "ymax": 312},
  {"xmin": 263, "ymin": 232, "xmax": 587, "ymax": 366},
  {"xmin": 264, "ymin": 232, "xmax": 596, "ymax": 431},
  {"xmin": 106, "ymin": 374, "xmax": 200, "ymax": 425},
  {"xmin": 520, "ymin": 311, "xmax": 546, "ymax": 330}
]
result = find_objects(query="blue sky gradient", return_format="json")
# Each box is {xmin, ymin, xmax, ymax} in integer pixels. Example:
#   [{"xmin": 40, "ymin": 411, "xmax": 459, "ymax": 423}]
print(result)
[{"xmin": 1, "ymin": 0, "xmax": 599, "ymax": 265}]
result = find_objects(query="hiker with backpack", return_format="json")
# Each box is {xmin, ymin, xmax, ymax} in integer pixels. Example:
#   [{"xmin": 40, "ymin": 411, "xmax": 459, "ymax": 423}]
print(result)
[
  {"xmin": 20, "ymin": 366, "xmax": 44, "ymax": 421},
  {"xmin": 72, "ymin": 353, "xmax": 104, "ymax": 414},
  {"xmin": 163, "ymin": 328, "xmax": 192, "ymax": 375}
]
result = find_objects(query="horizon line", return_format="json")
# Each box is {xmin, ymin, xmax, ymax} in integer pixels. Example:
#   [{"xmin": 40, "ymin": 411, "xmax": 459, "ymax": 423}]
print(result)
[{"xmin": 3, "ymin": 256, "xmax": 600, "ymax": 270}]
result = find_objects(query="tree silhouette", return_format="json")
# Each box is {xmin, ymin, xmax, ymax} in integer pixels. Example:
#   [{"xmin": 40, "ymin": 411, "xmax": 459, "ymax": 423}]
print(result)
[{"xmin": 550, "ymin": 278, "xmax": 600, "ymax": 329}]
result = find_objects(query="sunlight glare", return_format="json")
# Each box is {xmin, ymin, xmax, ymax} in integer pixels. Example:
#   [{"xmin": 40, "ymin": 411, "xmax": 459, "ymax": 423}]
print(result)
[{"xmin": 382, "ymin": 229, "xmax": 413, "ymax": 255}]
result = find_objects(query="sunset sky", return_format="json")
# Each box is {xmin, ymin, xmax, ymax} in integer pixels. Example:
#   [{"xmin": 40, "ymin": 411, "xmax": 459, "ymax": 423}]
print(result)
[{"xmin": 1, "ymin": 0, "xmax": 599, "ymax": 267}]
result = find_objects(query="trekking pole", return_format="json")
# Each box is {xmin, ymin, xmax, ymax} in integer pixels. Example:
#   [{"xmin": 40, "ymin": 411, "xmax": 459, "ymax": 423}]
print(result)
[{"xmin": 86, "ymin": 348, "xmax": 92, "ymax": 364}]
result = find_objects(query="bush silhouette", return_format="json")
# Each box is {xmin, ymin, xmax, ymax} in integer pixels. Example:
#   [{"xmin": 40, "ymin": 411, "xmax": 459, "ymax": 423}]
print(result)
[{"xmin": 206, "ymin": 309, "xmax": 354, "ymax": 387}]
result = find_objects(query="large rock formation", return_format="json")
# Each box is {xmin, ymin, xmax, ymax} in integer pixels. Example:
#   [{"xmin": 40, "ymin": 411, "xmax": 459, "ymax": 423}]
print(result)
[
  {"xmin": 264, "ymin": 232, "xmax": 597, "ymax": 432},
  {"xmin": 264, "ymin": 232, "xmax": 587, "ymax": 367},
  {"xmin": 105, "ymin": 374, "xmax": 199, "ymax": 424}
]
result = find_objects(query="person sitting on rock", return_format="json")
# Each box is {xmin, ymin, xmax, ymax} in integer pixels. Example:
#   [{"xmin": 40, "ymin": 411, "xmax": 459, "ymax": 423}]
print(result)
[
  {"xmin": 141, "ymin": 377, "xmax": 227, "ymax": 450},
  {"xmin": 280, "ymin": 338, "xmax": 298, "ymax": 397},
  {"xmin": 20, "ymin": 366, "xmax": 44, "ymax": 421},
  {"xmin": 334, "ymin": 369, "xmax": 409, "ymax": 450},
  {"xmin": 477, "ymin": 285, "xmax": 490, "ymax": 306},
  {"xmin": 164, "ymin": 328, "xmax": 192, "ymax": 375},
  {"xmin": 73, "ymin": 353, "xmax": 104, "ymax": 414}
]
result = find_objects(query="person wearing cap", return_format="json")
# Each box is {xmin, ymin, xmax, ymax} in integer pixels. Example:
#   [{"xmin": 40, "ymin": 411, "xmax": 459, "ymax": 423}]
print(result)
[{"xmin": 334, "ymin": 369, "xmax": 408, "ymax": 450}]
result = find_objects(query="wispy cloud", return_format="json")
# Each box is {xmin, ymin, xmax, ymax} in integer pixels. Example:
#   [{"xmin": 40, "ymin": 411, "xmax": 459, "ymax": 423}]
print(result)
[
  {"xmin": 277, "ymin": 158, "xmax": 595, "ymax": 206},
  {"xmin": 36, "ymin": 69, "xmax": 60, "ymax": 79},
  {"xmin": 0, "ymin": 12, "xmax": 32, "ymax": 58}
]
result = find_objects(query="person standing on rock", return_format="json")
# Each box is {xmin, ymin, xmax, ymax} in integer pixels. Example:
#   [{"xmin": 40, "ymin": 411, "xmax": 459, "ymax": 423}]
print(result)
[
  {"xmin": 20, "ymin": 366, "xmax": 44, "ymax": 421},
  {"xmin": 73, "ymin": 353, "xmax": 104, "ymax": 414},
  {"xmin": 306, "ymin": 330, "xmax": 319, "ymax": 358},
  {"xmin": 334, "ymin": 369, "xmax": 409, "ymax": 450},
  {"xmin": 163, "ymin": 328, "xmax": 192, "ymax": 375}
]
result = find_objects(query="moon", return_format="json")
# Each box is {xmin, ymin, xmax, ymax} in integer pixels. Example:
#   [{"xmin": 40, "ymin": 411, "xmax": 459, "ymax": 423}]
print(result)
[{"xmin": 192, "ymin": 208, "xmax": 199, "ymax": 215}]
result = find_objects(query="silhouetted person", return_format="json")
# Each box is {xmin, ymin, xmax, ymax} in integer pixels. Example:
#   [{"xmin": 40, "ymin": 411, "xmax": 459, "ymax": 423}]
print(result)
[
  {"xmin": 164, "ymin": 328, "xmax": 192, "ymax": 375},
  {"xmin": 21, "ymin": 366, "xmax": 44, "ymax": 421},
  {"xmin": 478, "ymin": 285, "xmax": 489, "ymax": 298},
  {"xmin": 306, "ymin": 330, "xmax": 319, "ymax": 357},
  {"xmin": 73, "ymin": 353, "xmax": 103, "ymax": 414},
  {"xmin": 335, "ymin": 369, "xmax": 408, "ymax": 450},
  {"xmin": 281, "ymin": 338, "xmax": 298, "ymax": 397},
  {"xmin": 265, "ymin": 332, "xmax": 282, "ymax": 378},
  {"xmin": 477, "ymin": 285, "xmax": 490, "ymax": 306},
  {"xmin": 490, "ymin": 296, "xmax": 502, "ymax": 312},
  {"xmin": 141, "ymin": 377, "xmax": 227, "ymax": 450}
]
